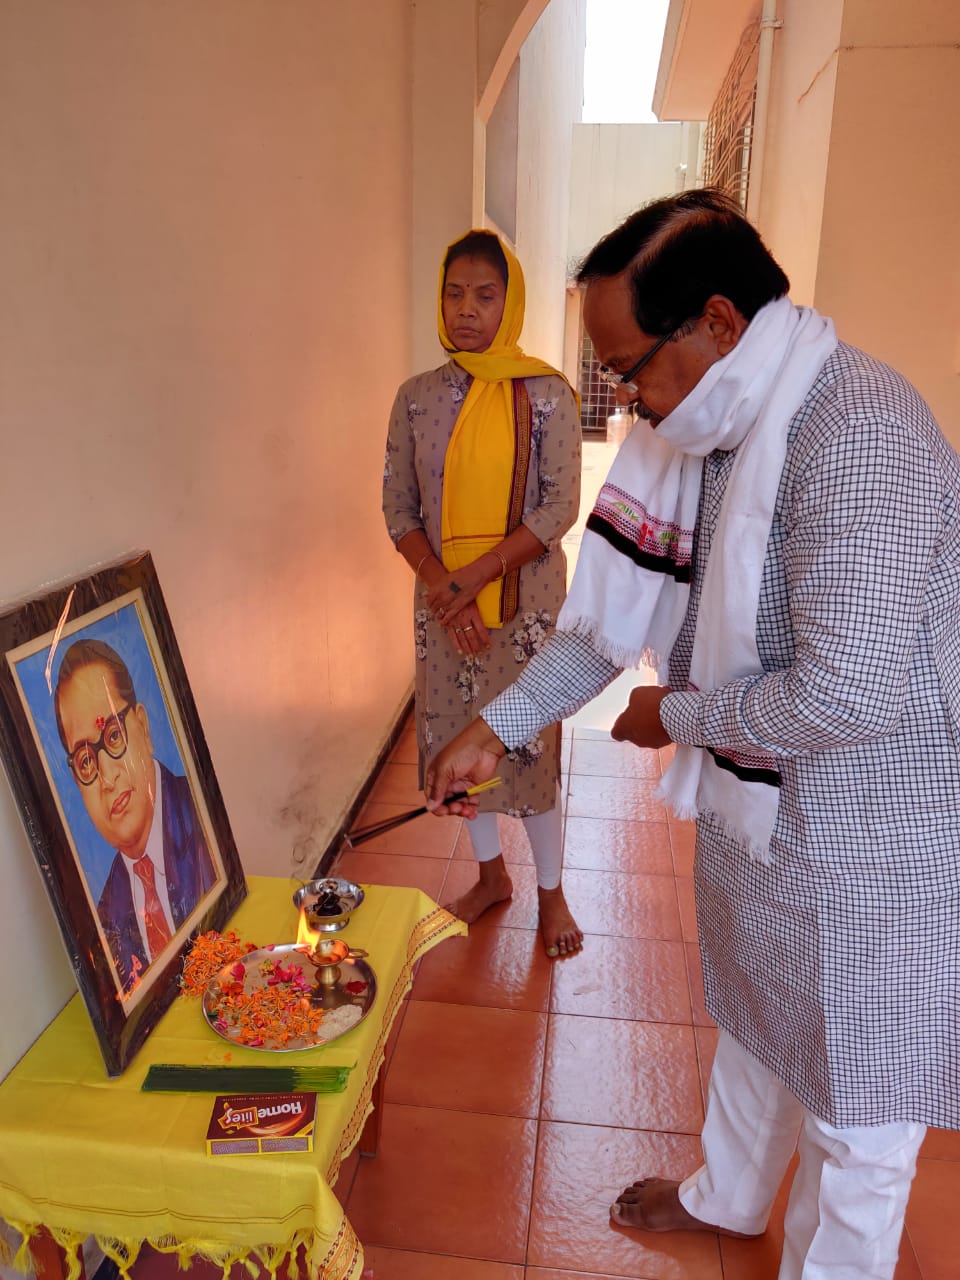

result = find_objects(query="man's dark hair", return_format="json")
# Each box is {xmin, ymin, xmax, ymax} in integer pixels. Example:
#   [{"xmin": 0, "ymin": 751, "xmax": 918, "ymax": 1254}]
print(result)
[
  {"xmin": 444, "ymin": 230, "xmax": 509, "ymax": 287},
  {"xmin": 54, "ymin": 638, "xmax": 137, "ymax": 751},
  {"xmin": 575, "ymin": 188, "xmax": 790, "ymax": 335}
]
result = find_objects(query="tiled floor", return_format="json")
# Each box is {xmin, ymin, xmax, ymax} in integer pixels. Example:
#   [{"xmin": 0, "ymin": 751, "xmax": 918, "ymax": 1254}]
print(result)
[
  {"xmin": 330, "ymin": 437, "xmax": 960, "ymax": 1278},
  {"xmin": 126, "ymin": 438, "xmax": 959, "ymax": 1280},
  {"xmin": 332, "ymin": 704, "xmax": 960, "ymax": 1280}
]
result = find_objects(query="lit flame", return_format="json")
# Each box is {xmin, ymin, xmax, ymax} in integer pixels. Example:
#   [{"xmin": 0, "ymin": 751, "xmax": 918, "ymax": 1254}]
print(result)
[{"xmin": 295, "ymin": 905, "xmax": 322, "ymax": 955}]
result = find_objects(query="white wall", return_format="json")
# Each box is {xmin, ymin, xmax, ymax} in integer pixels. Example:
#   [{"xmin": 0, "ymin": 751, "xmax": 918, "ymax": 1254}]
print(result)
[
  {"xmin": 485, "ymin": 58, "xmax": 521, "ymax": 242},
  {"xmin": 0, "ymin": 0, "xmax": 414, "ymax": 1078},
  {"xmin": 568, "ymin": 122, "xmax": 703, "ymax": 267},
  {"xmin": 410, "ymin": 0, "xmax": 586, "ymax": 408},
  {"xmin": 515, "ymin": 0, "xmax": 588, "ymax": 366}
]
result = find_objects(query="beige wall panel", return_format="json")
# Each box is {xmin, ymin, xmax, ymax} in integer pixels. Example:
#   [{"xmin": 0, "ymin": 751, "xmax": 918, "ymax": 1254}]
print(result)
[
  {"xmin": 815, "ymin": 43, "xmax": 960, "ymax": 439},
  {"xmin": 841, "ymin": 0, "xmax": 960, "ymax": 45},
  {"xmin": 411, "ymin": 0, "xmax": 477, "ymax": 374},
  {"xmin": 479, "ymin": 0, "xmax": 550, "ymax": 106},
  {"xmin": 756, "ymin": 0, "xmax": 842, "ymax": 305},
  {"xmin": 0, "ymin": 0, "xmax": 413, "ymax": 1071}
]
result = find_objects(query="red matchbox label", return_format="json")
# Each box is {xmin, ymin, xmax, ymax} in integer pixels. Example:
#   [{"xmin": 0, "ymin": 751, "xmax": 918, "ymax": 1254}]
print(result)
[{"xmin": 205, "ymin": 1092, "xmax": 316, "ymax": 1156}]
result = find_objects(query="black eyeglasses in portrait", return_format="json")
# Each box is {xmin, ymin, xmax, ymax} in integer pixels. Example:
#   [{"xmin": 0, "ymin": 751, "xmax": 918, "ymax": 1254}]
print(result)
[{"xmin": 66, "ymin": 703, "xmax": 133, "ymax": 785}]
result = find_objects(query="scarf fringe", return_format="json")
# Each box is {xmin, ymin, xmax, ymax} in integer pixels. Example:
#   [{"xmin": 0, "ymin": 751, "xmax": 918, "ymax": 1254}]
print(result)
[
  {"xmin": 654, "ymin": 781, "xmax": 774, "ymax": 867},
  {"xmin": 559, "ymin": 616, "xmax": 659, "ymax": 672},
  {"xmin": 703, "ymin": 808, "xmax": 775, "ymax": 867},
  {"xmin": 657, "ymin": 782, "xmax": 698, "ymax": 823}
]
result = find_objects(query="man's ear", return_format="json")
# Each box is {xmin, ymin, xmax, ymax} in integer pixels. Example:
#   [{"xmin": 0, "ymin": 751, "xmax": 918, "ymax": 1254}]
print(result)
[{"xmin": 701, "ymin": 295, "xmax": 748, "ymax": 356}]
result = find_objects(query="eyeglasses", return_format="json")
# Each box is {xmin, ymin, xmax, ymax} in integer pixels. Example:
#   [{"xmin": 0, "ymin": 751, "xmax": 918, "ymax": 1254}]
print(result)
[
  {"xmin": 67, "ymin": 704, "xmax": 133, "ymax": 785},
  {"xmin": 597, "ymin": 324, "xmax": 683, "ymax": 394}
]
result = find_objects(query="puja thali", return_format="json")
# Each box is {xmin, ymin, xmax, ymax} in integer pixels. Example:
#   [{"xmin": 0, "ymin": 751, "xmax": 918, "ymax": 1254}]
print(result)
[{"xmin": 202, "ymin": 941, "xmax": 377, "ymax": 1052}]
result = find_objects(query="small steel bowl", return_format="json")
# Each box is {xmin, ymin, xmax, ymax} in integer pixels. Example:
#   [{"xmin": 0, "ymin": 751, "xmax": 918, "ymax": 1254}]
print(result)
[{"xmin": 292, "ymin": 876, "xmax": 365, "ymax": 933}]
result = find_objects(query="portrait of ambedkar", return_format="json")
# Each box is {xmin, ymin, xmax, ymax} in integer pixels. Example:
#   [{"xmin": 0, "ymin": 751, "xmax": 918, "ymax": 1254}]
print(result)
[{"xmin": 54, "ymin": 637, "xmax": 216, "ymax": 993}]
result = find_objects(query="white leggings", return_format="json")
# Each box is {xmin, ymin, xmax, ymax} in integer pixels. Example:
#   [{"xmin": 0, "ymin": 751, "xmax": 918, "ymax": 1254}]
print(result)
[
  {"xmin": 465, "ymin": 785, "xmax": 562, "ymax": 890},
  {"xmin": 680, "ymin": 1031, "xmax": 925, "ymax": 1280}
]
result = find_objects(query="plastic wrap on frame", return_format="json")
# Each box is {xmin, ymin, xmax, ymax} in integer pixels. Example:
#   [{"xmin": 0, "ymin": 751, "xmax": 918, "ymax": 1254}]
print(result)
[{"xmin": 0, "ymin": 550, "xmax": 247, "ymax": 1076}]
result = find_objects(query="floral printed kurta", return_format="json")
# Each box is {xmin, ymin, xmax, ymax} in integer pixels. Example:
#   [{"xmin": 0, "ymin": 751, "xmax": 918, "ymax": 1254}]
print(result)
[{"xmin": 383, "ymin": 361, "xmax": 581, "ymax": 814}]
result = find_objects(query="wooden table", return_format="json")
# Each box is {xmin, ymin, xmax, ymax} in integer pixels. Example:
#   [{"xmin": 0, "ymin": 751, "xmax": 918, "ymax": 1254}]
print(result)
[{"xmin": 0, "ymin": 876, "xmax": 464, "ymax": 1280}]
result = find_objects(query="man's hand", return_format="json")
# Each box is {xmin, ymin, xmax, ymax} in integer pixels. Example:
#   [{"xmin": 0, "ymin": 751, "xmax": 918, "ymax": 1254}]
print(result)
[
  {"xmin": 611, "ymin": 685, "xmax": 674, "ymax": 750},
  {"xmin": 425, "ymin": 717, "xmax": 506, "ymax": 815}
]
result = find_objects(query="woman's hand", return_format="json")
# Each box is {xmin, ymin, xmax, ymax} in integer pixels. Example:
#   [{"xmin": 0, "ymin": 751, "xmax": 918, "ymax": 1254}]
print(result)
[
  {"xmin": 611, "ymin": 686, "xmax": 674, "ymax": 750},
  {"xmin": 445, "ymin": 601, "xmax": 490, "ymax": 656},
  {"xmin": 426, "ymin": 555, "xmax": 497, "ymax": 625},
  {"xmin": 425, "ymin": 718, "xmax": 506, "ymax": 815}
]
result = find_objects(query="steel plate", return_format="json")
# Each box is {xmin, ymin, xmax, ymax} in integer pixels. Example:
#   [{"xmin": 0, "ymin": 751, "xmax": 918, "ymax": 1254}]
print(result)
[{"xmin": 202, "ymin": 942, "xmax": 377, "ymax": 1052}]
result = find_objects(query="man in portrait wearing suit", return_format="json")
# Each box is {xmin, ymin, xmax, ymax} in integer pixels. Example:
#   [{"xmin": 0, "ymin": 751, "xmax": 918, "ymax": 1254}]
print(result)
[{"xmin": 54, "ymin": 637, "xmax": 216, "ymax": 992}]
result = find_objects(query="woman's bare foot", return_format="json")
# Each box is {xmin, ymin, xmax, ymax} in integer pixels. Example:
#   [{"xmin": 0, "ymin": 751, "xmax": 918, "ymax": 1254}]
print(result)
[
  {"xmin": 445, "ymin": 856, "xmax": 513, "ymax": 924},
  {"xmin": 610, "ymin": 1178, "xmax": 762, "ymax": 1238},
  {"xmin": 537, "ymin": 885, "xmax": 583, "ymax": 958}
]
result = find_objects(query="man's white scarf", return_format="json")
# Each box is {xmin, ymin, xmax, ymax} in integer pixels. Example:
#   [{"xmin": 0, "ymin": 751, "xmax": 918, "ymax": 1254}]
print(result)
[{"xmin": 559, "ymin": 297, "xmax": 838, "ymax": 860}]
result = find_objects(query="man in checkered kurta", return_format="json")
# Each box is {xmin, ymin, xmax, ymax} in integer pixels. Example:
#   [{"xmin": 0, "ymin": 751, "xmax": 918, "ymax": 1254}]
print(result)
[{"xmin": 424, "ymin": 190, "xmax": 960, "ymax": 1280}]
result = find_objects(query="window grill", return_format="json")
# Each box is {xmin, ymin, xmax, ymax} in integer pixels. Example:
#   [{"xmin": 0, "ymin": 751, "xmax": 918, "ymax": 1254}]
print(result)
[
  {"xmin": 577, "ymin": 327, "xmax": 617, "ymax": 433},
  {"xmin": 703, "ymin": 20, "xmax": 760, "ymax": 211}
]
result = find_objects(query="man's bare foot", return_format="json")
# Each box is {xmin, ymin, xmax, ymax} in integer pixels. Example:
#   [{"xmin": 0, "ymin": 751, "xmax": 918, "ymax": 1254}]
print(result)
[
  {"xmin": 610, "ymin": 1178, "xmax": 762, "ymax": 1238},
  {"xmin": 538, "ymin": 885, "xmax": 584, "ymax": 958},
  {"xmin": 445, "ymin": 860, "xmax": 513, "ymax": 924}
]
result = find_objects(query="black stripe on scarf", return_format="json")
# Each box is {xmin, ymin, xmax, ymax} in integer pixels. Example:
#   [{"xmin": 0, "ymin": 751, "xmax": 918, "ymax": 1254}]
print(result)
[
  {"xmin": 586, "ymin": 511, "xmax": 691, "ymax": 583},
  {"xmin": 707, "ymin": 747, "xmax": 781, "ymax": 788}
]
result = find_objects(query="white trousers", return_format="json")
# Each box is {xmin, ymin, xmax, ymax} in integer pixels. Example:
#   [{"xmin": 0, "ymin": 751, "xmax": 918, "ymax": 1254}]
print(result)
[
  {"xmin": 465, "ymin": 784, "xmax": 562, "ymax": 889},
  {"xmin": 679, "ymin": 1031, "xmax": 925, "ymax": 1280}
]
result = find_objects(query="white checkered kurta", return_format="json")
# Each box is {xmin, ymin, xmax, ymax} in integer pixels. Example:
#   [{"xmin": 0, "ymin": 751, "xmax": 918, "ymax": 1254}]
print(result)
[{"xmin": 486, "ymin": 343, "xmax": 960, "ymax": 1129}]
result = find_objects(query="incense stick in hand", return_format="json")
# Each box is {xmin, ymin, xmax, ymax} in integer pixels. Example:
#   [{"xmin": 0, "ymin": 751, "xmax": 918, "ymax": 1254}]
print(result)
[{"xmin": 345, "ymin": 776, "xmax": 503, "ymax": 847}]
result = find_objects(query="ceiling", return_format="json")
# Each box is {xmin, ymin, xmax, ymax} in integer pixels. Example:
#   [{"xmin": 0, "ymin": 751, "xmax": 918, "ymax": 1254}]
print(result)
[{"xmin": 653, "ymin": 0, "xmax": 762, "ymax": 120}]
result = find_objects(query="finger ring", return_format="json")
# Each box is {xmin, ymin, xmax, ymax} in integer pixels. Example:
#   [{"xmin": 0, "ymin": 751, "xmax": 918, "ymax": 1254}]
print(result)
[
  {"xmin": 462, "ymin": 625, "xmax": 475, "ymax": 632},
  {"xmin": 449, "ymin": 581, "xmax": 462, "ymax": 595},
  {"xmin": 455, "ymin": 627, "xmax": 463, "ymax": 633},
  {"xmin": 437, "ymin": 608, "xmax": 445, "ymax": 619}
]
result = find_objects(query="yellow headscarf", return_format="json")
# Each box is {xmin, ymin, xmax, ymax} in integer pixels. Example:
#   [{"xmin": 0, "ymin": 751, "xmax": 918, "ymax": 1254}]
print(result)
[{"xmin": 438, "ymin": 230, "xmax": 569, "ymax": 627}]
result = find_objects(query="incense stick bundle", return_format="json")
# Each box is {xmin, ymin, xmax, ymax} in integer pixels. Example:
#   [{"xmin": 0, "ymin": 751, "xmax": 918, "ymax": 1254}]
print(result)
[
  {"xmin": 345, "ymin": 776, "xmax": 503, "ymax": 847},
  {"xmin": 142, "ymin": 1063, "xmax": 354, "ymax": 1093}
]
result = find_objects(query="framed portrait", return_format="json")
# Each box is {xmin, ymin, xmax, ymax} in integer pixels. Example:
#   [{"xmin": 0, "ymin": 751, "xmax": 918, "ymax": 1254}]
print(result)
[{"xmin": 0, "ymin": 551, "xmax": 247, "ymax": 1076}]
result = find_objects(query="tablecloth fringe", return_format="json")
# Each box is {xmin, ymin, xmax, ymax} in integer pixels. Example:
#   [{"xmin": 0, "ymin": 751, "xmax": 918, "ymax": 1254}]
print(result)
[{"xmin": 7, "ymin": 1222, "xmax": 364, "ymax": 1280}]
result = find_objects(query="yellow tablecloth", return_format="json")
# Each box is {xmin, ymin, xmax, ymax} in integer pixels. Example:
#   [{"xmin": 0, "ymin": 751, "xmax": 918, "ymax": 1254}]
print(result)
[{"xmin": 0, "ymin": 875, "xmax": 465, "ymax": 1280}]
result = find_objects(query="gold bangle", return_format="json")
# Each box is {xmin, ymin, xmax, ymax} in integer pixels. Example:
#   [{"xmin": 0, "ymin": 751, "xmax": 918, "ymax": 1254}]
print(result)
[
  {"xmin": 492, "ymin": 550, "xmax": 508, "ymax": 578},
  {"xmin": 414, "ymin": 553, "xmax": 432, "ymax": 580}
]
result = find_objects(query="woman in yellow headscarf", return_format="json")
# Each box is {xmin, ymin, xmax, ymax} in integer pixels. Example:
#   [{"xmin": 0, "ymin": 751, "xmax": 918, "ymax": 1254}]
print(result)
[{"xmin": 382, "ymin": 230, "xmax": 583, "ymax": 957}]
